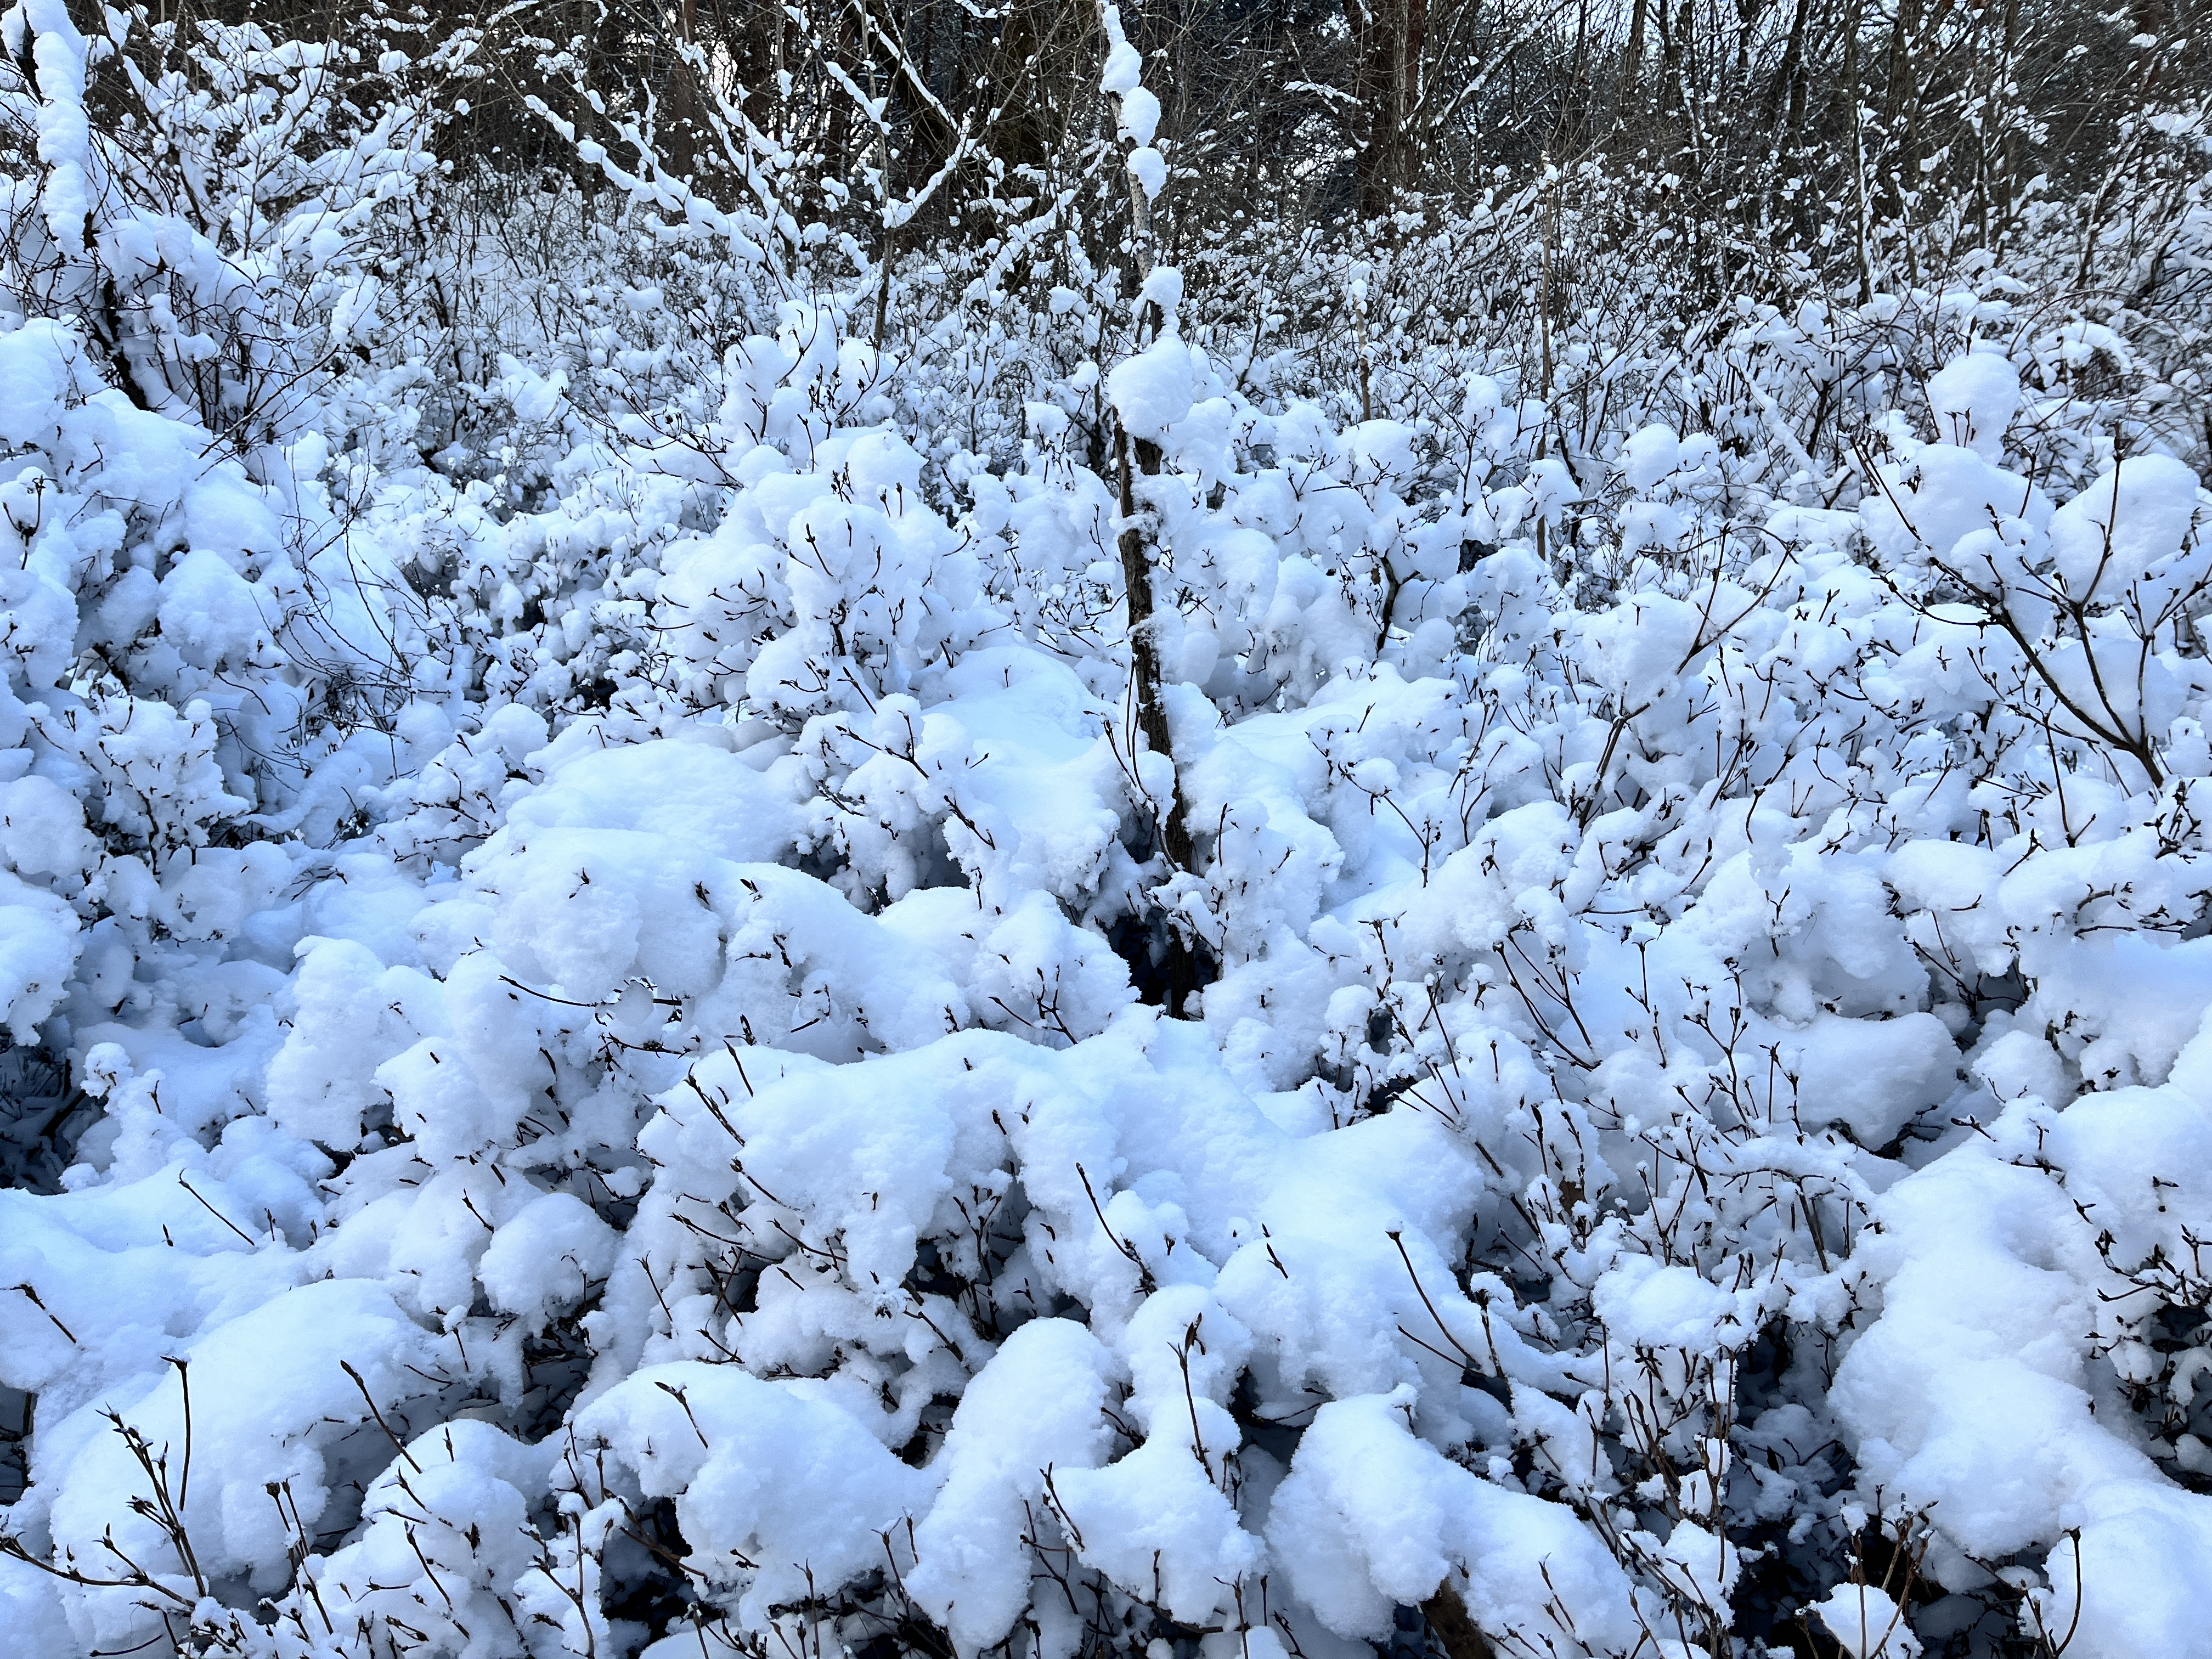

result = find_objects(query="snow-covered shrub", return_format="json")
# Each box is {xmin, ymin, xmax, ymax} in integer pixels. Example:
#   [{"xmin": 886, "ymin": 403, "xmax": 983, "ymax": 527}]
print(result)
[{"xmin": 4, "ymin": 7, "xmax": 2212, "ymax": 1658}]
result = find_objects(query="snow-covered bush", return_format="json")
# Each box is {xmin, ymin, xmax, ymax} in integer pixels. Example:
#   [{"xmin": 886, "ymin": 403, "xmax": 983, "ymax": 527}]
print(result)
[{"xmin": 4, "ymin": 4, "xmax": 2212, "ymax": 1658}]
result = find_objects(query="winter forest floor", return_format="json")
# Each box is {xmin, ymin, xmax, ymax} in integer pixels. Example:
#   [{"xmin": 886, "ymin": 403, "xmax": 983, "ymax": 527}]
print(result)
[{"xmin": 4, "ymin": 3, "xmax": 2212, "ymax": 1658}]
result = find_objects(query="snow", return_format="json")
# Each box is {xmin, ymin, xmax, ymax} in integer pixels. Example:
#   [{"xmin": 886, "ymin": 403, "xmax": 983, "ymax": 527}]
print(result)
[
  {"xmin": 575, "ymin": 1361, "xmax": 935, "ymax": 1628},
  {"xmin": 0, "ymin": 867, "xmax": 76, "ymax": 1040},
  {"xmin": 155, "ymin": 549, "xmax": 283, "ymax": 672},
  {"xmin": 1809, "ymin": 1583, "xmax": 1921, "ymax": 1658},
  {"xmin": 3, "ymin": 19, "xmax": 2212, "ymax": 1659},
  {"xmin": 2047, "ymin": 453, "xmax": 2205, "ymax": 594},
  {"xmin": 1109, "ymin": 332, "xmax": 1197, "ymax": 441},
  {"xmin": 476, "ymin": 1192, "xmax": 620, "ymax": 1325},
  {"xmin": 1268, "ymin": 1389, "xmax": 1638, "ymax": 1652},
  {"xmin": 1126, "ymin": 145, "xmax": 1167, "ymax": 202},
  {"xmin": 905, "ymin": 1319, "xmax": 1120, "ymax": 1646},
  {"xmin": 1925, "ymin": 352, "xmax": 2020, "ymax": 461},
  {"xmin": 0, "ymin": 318, "xmax": 81, "ymax": 443}
]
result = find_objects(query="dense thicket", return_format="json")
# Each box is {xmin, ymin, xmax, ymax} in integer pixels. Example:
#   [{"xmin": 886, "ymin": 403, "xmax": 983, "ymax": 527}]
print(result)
[{"xmin": 1, "ymin": 2, "xmax": 2209, "ymax": 1658}]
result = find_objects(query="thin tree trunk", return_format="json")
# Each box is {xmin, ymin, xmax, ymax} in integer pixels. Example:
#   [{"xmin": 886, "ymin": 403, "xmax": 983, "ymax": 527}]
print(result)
[
  {"xmin": 1115, "ymin": 423, "xmax": 1193, "ymax": 877},
  {"xmin": 1098, "ymin": 1, "xmax": 1196, "ymax": 915},
  {"xmin": 1422, "ymin": 1588, "xmax": 1495, "ymax": 1659},
  {"xmin": 1625, "ymin": 0, "xmax": 1650, "ymax": 107}
]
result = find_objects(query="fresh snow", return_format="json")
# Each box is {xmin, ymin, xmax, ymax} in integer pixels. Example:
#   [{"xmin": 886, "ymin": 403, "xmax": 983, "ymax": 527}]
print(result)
[{"xmin": 2, "ymin": 5, "xmax": 2212, "ymax": 1659}]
